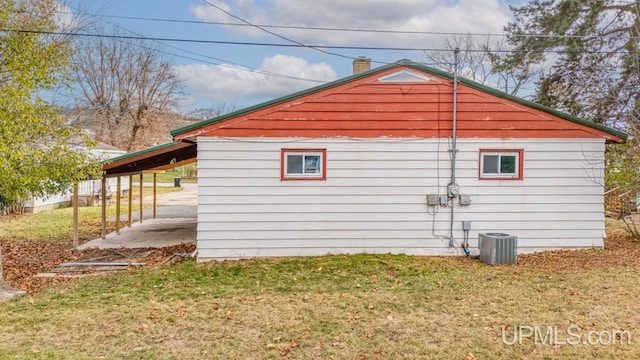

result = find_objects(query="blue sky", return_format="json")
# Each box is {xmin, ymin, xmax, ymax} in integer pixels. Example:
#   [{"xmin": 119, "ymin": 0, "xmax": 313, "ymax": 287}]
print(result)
[{"xmin": 60, "ymin": 0, "xmax": 520, "ymax": 111}]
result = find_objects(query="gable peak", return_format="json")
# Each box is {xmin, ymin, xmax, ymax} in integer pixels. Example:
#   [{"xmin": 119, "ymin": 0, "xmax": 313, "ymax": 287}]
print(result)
[{"xmin": 377, "ymin": 69, "xmax": 434, "ymax": 83}]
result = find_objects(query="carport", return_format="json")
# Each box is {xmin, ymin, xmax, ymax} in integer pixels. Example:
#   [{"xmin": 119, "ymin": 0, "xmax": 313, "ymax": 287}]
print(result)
[{"xmin": 71, "ymin": 141, "xmax": 197, "ymax": 248}]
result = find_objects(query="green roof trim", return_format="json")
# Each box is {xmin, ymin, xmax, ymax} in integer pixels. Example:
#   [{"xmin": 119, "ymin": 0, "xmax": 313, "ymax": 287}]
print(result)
[
  {"xmin": 102, "ymin": 142, "xmax": 183, "ymax": 165},
  {"xmin": 172, "ymin": 60, "xmax": 628, "ymax": 141}
]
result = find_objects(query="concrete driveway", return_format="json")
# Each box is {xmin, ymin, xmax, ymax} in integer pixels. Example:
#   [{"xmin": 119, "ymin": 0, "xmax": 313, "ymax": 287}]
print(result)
[{"xmin": 79, "ymin": 182, "xmax": 197, "ymax": 250}]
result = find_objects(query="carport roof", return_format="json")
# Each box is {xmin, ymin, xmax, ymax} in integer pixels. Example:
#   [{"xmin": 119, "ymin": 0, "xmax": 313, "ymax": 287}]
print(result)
[{"xmin": 102, "ymin": 141, "xmax": 197, "ymax": 177}]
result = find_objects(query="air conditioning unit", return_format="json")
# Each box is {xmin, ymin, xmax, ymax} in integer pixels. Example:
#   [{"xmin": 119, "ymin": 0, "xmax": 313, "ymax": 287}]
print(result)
[{"xmin": 478, "ymin": 233, "xmax": 517, "ymax": 265}]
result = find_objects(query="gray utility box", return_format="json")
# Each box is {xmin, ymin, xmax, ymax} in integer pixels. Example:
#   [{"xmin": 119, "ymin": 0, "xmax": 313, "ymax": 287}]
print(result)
[{"xmin": 479, "ymin": 233, "xmax": 517, "ymax": 265}]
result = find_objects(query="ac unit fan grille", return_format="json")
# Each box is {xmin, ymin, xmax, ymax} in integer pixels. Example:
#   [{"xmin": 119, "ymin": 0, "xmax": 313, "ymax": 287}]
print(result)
[{"xmin": 479, "ymin": 233, "xmax": 517, "ymax": 265}]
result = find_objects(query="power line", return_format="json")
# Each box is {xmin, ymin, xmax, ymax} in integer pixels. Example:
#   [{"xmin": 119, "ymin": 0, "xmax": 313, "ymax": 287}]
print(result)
[
  {"xmin": 54, "ymin": 10, "xmax": 640, "ymax": 40},
  {"xmin": 65, "ymin": 5, "xmax": 329, "ymax": 84},
  {"xmin": 62, "ymin": 4, "xmax": 339, "ymax": 85},
  {"xmin": 7, "ymin": 28, "xmax": 640, "ymax": 55},
  {"xmin": 198, "ymin": 0, "xmax": 356, "ymax": 61}
]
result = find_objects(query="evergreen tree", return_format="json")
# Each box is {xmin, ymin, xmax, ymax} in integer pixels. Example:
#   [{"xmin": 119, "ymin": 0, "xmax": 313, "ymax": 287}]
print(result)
[{"xmin": 499, "ymin": 0, "xmax": 639, "ymax": 133}]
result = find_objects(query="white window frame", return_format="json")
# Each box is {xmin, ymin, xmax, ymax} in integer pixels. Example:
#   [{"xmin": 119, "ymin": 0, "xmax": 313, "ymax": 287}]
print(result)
[
  {"xmin": 281, "ymin": 149, "xmax": 326, "ymax": 180},
  {"xmin": 479, "ymin": 150, "xmax": 523, "ymax": 180}
]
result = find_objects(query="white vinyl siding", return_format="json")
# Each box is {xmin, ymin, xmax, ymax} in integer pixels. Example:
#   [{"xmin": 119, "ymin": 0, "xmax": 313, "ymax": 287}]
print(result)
[{"xmin": 196, "ymin": 137, "xmax": 606, "ymax": 261}]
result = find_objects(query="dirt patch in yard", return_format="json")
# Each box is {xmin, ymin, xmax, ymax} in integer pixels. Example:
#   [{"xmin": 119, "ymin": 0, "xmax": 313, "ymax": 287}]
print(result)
[{"xmin": 1, "ymin": 241, "xmax": 195, "ymax": 294}]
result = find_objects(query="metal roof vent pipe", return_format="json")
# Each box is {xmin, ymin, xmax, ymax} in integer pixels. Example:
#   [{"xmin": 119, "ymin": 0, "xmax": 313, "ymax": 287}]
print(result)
[{"xmin": 353, "ymin": 56, "xmax": 371, "ymax": 74}]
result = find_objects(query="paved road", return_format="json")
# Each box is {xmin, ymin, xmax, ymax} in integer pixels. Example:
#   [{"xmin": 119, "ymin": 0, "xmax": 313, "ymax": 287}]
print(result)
[
  {"xmin": 112, "ymin": 182, "xmax": 197, "ymax": 222},
  {"xmin": 144, "ymin": 182, "xmax": 197, "ymax": 206}
]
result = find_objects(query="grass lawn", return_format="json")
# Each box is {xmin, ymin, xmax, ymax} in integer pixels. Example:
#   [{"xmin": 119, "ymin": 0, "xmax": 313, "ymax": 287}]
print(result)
[
  {"xmin": 0, "ymin": 205, "xmax": 134, "ymax": 244},
  {"xmin": 130, "ymin": 184, "xmax": 183, "ymax": 199},
  {"xmin": 0, "ymin": 186, "xmax": 180, "ymax": 244},
  {"xmin": 132, "ymin": 171, "xmax": 197, "ymax": 184},
  {"xmin": 0, "ymin": 212, "xmax": 638, "ymax": 359},
  {"xmin": 0, "ymin": 253, "xmax": 638, "ymax": 359}
]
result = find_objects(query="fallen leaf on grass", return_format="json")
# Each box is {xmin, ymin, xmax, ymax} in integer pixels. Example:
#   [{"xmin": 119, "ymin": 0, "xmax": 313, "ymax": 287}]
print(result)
[
  {"xmin": 0, "ymin": 241, "xmax": 195, "ymax": 294},
  {"xmin": 277, "ymin": 346, "xmax": 291, "ymax": 356}
]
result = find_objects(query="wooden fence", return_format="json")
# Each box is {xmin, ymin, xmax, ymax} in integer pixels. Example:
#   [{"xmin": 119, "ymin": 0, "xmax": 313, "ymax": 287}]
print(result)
[{"xmin": 604, "ymin": 187, "xmax": 637, "ymax": 219}]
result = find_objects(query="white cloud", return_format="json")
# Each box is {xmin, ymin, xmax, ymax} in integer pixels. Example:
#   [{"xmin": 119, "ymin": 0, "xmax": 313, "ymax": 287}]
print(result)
[
  {"xmin": 189, "ymin": 0, "xmax": 513, "ymax": 47},
  {"xmin": 53, "ymin": 1, "xmax": 82, "ymax": 31},
  {"xmin": 174, "ymin": 54, "xmax": 338, "ymax": 104}
]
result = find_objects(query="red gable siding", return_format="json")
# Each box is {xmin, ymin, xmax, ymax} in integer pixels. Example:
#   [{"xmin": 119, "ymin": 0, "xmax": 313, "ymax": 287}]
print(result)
[{"xmin": 174, "ymin": 66, "xmax": 620, "ymax": 141}]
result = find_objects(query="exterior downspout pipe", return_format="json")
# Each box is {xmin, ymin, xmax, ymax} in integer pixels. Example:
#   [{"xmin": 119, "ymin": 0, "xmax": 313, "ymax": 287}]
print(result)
[{"xmin": 449, "ymin": 48, "xmax": 460, "ymax": 247}]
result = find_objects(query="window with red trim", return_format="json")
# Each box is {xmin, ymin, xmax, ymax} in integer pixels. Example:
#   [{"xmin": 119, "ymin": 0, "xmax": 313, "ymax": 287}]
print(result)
[
  {"xmin": 281, "ymin": 149, "xmax": 326, "ymax": 180},
  {"xmin": 479, "ymin": 149, "xmax": 523, "ymax": 180}
]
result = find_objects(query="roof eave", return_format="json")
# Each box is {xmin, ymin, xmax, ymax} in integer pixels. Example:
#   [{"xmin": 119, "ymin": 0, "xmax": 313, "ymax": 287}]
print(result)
[{"xmin": 101, "ymin": 142, "xmax": 197, "ymax": 176}]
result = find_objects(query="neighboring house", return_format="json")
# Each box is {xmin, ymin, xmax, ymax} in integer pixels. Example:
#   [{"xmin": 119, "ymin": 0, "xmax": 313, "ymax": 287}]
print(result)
[
  {"xmin": 25, "ymin": 142, "xmax": 130, "ymax": 213},
  {"xmin": 161, "ymin": 60, "xmax": 626, "ymax": 261}
]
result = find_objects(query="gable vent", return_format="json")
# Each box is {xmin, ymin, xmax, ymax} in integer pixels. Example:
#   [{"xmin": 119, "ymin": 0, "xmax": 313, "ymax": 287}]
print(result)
[{"xmin": 378, "ymin": 70, "xmax": 433, "ymax": 83}]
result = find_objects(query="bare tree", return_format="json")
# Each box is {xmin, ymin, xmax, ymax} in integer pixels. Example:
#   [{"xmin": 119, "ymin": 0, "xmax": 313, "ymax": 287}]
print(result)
[
  {"xmin": 185, "ymin": 102, "xmax": 240, "ymax": 121},
  {"xmin": 425, "ymin": 35, "xmax": 493, "ymax": 84},
  {"xmin": 71, "ymin": 35, "xmax": 183, "ymax": 151},
  {"xmin": 424, "ymin": 35, "xmax": 541, "ymax": 97}
]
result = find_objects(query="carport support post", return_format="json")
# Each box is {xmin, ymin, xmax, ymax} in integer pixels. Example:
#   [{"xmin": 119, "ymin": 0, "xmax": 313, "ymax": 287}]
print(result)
[
  {"xmin": 101, "ymin": 177, "xmax": 107, "ymax": 239},
  {"xmin": 139, "ymin": 172, "xmax": 144, "ymax": 223},
  {"xmin": 116, "ymin": 176, "xmax": 121, "ymax": 235},
  {"xmin": 127, "ymin": 175, "xmax": 133, "ymax": 227},
  {"xmin": 153, "ymin": 173, "xmax": 157, "ymax": 219},
  {"xmin": 73, "ymin": 182, "xmax": 79, "ymax": 249}
]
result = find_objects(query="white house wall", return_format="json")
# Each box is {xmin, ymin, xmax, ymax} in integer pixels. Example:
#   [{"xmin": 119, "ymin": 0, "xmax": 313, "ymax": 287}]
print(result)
[
  {"xmin": 25, "ymin": 147, "xmax": 130, "ymax": 213},
  {"xmin": 26, "ymin": 176, "xmax": 131, "ymax": 212},
  {"xmin": 28, "ymin": 190, "xmax": 72, "ymax": 210},
  {"xmin": 196, "ymin": 137, "xmax": 606, "ymax": 261}
]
